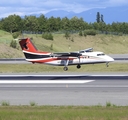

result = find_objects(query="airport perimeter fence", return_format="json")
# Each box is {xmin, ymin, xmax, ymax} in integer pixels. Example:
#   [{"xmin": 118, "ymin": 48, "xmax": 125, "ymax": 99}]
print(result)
[
  {"xmin": 22, "ymin": 30, "xmax": 128, "ymax": 36},
  {"xmin": 22, "ymin": 30, "xmax": 79, "ymax": 34}
]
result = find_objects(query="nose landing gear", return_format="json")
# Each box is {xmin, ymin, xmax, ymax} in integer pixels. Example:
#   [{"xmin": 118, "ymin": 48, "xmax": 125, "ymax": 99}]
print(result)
[
  {"xmin": 77, "ymin": 64, "xmax": 81, "ymax": 69},
  {"xmin": 106, "ymin": 62, "xmax": 109, "ymax": 67}
]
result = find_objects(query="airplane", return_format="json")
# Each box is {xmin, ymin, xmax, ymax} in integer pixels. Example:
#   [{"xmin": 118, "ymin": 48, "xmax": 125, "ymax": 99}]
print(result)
[{"xmin": 19, "ymin": 38, "xmax": 114, "ymax": 71}]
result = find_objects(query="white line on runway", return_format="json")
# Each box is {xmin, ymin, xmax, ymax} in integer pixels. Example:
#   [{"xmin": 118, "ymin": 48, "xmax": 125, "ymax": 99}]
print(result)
[
  {"xmin": 0, "ymin": 75, "xmax": 127, "ymax": 77},
  {"xmin": 0, "ymin": 75, "xmax": 83, "ymax": 77},
  {"xmin": 91, "ymin": 75, "xmax": 128, "ymax": 76},
  {"xmin": 0, "ymin": 80, "xmax": 95, "ymax": 84}
]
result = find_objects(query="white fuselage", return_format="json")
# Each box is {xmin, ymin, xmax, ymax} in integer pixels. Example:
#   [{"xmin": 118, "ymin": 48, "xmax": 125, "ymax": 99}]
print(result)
[{"xmin": 41, "ymin": 51, "xmax": 114, "ymax": 66}]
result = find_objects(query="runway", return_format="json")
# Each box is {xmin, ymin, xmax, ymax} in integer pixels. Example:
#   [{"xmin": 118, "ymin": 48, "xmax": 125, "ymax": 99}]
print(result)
[{"xmin": 0, "ymin": 74, "xmax": 128, "ymax": 106}]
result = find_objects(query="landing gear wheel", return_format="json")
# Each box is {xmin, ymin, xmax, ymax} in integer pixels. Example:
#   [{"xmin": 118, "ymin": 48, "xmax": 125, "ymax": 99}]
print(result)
[
  {"xmin": 77, "ymin": 64, "xmax": 81, "ymax": 69},
  {"xmin": 63, "ymin": 66, "xmax": 68, "ymax": 71},
  {"xmin": 106, "ymin": 63, "xmax": 109, "ymax": 67}
]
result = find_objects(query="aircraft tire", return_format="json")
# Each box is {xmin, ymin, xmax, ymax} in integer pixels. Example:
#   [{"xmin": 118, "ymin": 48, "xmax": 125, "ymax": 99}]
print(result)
[
  {"xmin": 63, "ymin": 66, "xmax": 68, "ymax": 71},
  {"xmin": 77, "ymin": 64, "xmax": 81, "ymax": 69}
]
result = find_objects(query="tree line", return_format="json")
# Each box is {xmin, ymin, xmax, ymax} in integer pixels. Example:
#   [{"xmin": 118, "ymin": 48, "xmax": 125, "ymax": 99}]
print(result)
[{"xmin": 0, "ymin": 14, "xmax": 128, "ymax": 34}]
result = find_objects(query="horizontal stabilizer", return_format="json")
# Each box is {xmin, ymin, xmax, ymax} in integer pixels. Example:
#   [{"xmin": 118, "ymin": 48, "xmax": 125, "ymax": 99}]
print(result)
[{"xmin": 79, "ymin": 48, "xmax": 93, "ymax": 53}]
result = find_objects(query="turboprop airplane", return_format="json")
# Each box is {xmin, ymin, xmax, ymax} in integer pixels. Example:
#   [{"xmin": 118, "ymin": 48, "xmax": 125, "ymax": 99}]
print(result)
[{"xmin": 19, "ymin": 38, "xmax": 114, "ymax": 71}]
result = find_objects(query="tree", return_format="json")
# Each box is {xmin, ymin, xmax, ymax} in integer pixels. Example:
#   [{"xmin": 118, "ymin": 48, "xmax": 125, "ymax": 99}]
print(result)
[
  {"xmin": 70, "ymin": 17, "xmax": 85, "ymax": 31},
  {"xmin": 101, "ymin": 14, "xmax": 104, "ymax": 23},
  {"xmin": 96, "ymin": 12, "xmax": 100, "ymax": 23},
  {"xmin": 10, "ymin": 40, "xmax": 17, "ymax": 48},
  {"xmin": 79, "ymin": 31, "xmax": 83, "ymax": 36},
  {"xmin": 61, "ymin": 17, "xmax": 70, "ymax": 31},
  {"xmin": 64, "ymin": 31, "xmax": 70, "ymax": 39},
  {"xmin": 46, "ymin": 16, "xmax": 59, "ymax": 32},
  {"xmin": 37, "ymin": 14, "xmax": 47, "ymax": 32},
  {"xmin": 12, "ymin": 32, "xmax": 20, "ymax": 39},
  {"xmin": 84, "ymin": 29, "xmax": 97, "ymax": 36},
  {"xmin": 1, "ymin": 14, "xmax": 23, "ymax": 33},
  {"xmin": 92, "ymin": 22, "xmax": 100, "ymax": 30},
  {"xmin": 24, "ymin": 16, "xmax": 39, "ymax": 32},
  {"xmin": 56, "ymin": 17, "xmax": 62, "ymax": 31},
  {"xmin": 42, "ymin": 33, "xmax": 53, "ymax": 40},
  {"xmin": 0, "ymin": 13, "xmax": 128, "ymax": 35}
]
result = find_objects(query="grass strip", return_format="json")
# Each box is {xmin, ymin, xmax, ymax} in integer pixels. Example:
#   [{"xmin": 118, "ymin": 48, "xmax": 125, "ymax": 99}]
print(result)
[{"xmin": 0, "ymin": 106, "xmax": 128, "ymax": 120}]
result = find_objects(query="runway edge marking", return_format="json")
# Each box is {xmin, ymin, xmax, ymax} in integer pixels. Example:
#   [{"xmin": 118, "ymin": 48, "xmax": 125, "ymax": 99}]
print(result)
[
  {"xmin": 0, "ymin": 80, "xmax": 95, "ymax": 84},
  {"xmin": 0, "ymin": 75, "xmax": 128, "ymax": 77}
]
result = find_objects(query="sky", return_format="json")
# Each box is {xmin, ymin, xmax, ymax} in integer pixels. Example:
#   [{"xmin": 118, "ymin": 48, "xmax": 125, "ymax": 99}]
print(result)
[{"xmin": 0, "ymin": 0, "xmax": 128, "ymax": 18}]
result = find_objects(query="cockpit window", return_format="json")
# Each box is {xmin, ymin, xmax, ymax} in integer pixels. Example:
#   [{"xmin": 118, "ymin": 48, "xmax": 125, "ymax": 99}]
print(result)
[{"xmin": 97, "ymin": 53, "xmax": 105, "ymax": 56}]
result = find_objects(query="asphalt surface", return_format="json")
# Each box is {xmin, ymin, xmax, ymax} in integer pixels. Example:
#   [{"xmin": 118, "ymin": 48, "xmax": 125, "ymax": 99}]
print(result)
[
  {"xmin": 0, "ymin": 74, "xmax": 128, "ymax": 106},
  {"xmin": 0, "ymin": 54, "xmax": 128, "ymax": 106}
]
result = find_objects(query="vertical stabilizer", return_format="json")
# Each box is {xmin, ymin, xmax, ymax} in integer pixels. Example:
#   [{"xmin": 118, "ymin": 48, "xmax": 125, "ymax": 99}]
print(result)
[{"xmin": 19, "ymin": 38, "xmax": 37, "ymax": 52}]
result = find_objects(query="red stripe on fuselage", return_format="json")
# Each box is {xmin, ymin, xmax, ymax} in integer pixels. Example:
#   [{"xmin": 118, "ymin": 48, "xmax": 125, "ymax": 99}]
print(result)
[{"xmin": 27, "ymin": 57, "xmax": 77, "ymax": 63}]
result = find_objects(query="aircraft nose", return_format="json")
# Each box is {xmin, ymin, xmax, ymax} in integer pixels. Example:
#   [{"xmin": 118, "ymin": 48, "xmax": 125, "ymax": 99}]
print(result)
[{"xmin": 108, "ymin": 56, "xmax": 114, "ymax": 62}]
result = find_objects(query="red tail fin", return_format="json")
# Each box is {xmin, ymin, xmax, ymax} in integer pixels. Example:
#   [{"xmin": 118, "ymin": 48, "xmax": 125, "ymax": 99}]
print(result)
[{"xmin": 19, "ymin": 38, "xmax": 37, "ymax": 52}]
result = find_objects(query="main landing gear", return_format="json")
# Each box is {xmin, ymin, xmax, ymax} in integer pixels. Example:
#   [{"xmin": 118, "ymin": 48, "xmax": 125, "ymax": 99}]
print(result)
[
  {"xmin": 63, "ymin": 64, "xmax": 81, "ymax": 71},
  {"xmin": 77, "ymin": 64, "xmax": 81, "ymax": 69},
  {"xmin": 63, "ymin": 59, "xmax": 81, "ymax": 71},
  {"xmin": 63, "ymin": 66, "xmax": 68, "ymax": 71}
]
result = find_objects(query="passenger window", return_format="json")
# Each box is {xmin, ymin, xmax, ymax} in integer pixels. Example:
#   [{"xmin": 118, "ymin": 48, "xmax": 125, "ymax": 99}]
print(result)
[{"xmin": 97, "ymin": 54, "xmax": 105, "ymax": 56}]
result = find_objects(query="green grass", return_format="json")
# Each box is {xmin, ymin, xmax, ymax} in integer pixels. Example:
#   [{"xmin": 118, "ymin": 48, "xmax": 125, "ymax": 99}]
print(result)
[
  {"xmin": 0, "ymin": 30, "xmax": 23, "ymax": 58},
  {"xmin": 27, "ymin": 34, "xmax": 128, "ymax": 54},
  {"xmin": 0, "ymin": 106, "xmax": 128, "ymax": 120},
  {"xmin": 0, "ymin": 30, "xmax": 128, "ymax": 58},
  {"xmin": 0, "ymin": 30, "xmax": 13, "ymax": 44},
  {"xmin": 0, "ymin": 63, "xmax": 128, "ymax": 73}
]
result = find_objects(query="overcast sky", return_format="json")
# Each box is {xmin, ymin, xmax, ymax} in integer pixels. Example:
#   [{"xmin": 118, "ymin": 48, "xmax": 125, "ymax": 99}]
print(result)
[{"xmin": 0, "ymin": 0, "xmax": 128, "ymax": 18}]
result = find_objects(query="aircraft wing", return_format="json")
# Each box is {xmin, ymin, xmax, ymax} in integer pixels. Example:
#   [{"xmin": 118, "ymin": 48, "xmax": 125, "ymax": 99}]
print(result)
[
  {"xmin": 51, "ymin": 52, "xmax": 82, "ymax": 57},
  {"xmin": 51, "ymin": 48, "xmax": 93, "ymax": 57}
]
